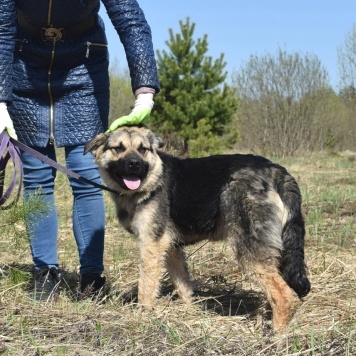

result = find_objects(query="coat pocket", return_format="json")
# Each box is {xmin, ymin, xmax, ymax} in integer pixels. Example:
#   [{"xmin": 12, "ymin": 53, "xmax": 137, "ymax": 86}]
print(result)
[
  {"xmin": 84, "ymin": 41, "xmax": 108, "ymax": 58},
  {"xmin": 14, "ymin": 38, "xmax": 29, "ymax": 52}
]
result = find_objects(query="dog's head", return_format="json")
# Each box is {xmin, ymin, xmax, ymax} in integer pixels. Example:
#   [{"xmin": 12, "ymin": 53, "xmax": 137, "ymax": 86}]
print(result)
[{"xmin": 84, "ymin": 126, "xmax": 164, "ymax": 194}]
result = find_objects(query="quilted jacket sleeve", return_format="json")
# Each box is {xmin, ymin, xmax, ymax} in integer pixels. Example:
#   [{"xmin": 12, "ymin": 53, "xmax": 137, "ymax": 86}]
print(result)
[
  {"xmin": 0, "ymin": 0, "xmax": 17, "ymax": 102},
  {"xmin": 101, "ymin": 0, "xmax": 160, "ymax": 94}
]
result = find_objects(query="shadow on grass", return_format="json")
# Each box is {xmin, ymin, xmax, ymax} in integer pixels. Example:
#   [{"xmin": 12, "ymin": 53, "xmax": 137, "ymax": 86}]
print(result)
[
  {"xmin": 2, "ymin": 264, "xmax": 266, "ymax": 319},
  {"xmin": 195, "ymin": 288, "xmax": 265, "ymax": 317},
  {"xmin": 118, "ymin": 276, "xmax": 266, "ymax": 319}
]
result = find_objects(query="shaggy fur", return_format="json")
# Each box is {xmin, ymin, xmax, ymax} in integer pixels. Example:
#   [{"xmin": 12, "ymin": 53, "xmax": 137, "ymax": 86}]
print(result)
[{"xmin": 84, "ymin": 126, "xmax": 311, "ymax": 333}]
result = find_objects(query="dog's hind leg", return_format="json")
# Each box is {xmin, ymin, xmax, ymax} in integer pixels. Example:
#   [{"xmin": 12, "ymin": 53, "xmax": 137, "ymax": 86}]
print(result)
[
  {"xmin": 165, "ymin": 246, "xmax": 194, "ymax": 304},
  {"xmin": 137, "ymin": 233, "xmax": 172, "ymax": 308},
  {"xmin": 251, "ymin": 262, "xmax": 301, "ymax": 334}
]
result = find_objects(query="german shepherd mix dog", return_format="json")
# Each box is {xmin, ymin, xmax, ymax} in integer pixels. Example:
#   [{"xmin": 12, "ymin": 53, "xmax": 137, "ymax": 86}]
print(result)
[{"xmin": 85, "ymin": 126, "xmax": 310, "ymax": 333}]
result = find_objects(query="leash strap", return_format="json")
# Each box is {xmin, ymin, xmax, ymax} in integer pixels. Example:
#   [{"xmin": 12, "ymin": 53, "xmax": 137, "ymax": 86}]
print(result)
[
  {"xmin": 0, "ymin": 131, "xmax": 23, "ymax": 209},
  {"xmin": 0, "ymin": 131, "xmax": 119, "ymax": 209},
  {"xmin": 9, "ymin": 137, "xmax": 119, "ymax": 195}
]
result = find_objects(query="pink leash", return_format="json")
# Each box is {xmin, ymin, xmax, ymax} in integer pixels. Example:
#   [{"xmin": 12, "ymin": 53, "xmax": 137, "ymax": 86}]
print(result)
[{"xmin": 0, "ymin": 131, "xmax": 23, "ymax": 209}]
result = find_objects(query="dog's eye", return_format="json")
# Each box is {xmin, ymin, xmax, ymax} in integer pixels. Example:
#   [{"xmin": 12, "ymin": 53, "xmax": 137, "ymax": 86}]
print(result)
[
  {"xmin": 113, "ymin": 144, "xmax": 125, "ymax": 153},
  {"xmin": 138, "ymin": 146, "xmax": 148, "ymax": 154}
]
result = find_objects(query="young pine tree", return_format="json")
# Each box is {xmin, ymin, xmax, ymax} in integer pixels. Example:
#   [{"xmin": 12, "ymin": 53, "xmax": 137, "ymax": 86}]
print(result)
[{"xmin": 150, "ymin": 18, "xmax": 238, "ymax": 156}]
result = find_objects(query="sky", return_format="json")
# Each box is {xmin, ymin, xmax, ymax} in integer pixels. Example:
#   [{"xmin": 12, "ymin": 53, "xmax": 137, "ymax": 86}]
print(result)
[{"xmin": 99, "ymin": 1, "xmax": 356, "ymax": 91}]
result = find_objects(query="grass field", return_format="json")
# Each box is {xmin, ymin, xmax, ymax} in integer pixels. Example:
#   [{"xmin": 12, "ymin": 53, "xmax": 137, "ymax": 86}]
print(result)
[{"xmin": 1, "ymin": 151, "xmax": 355, "ymax": 355}]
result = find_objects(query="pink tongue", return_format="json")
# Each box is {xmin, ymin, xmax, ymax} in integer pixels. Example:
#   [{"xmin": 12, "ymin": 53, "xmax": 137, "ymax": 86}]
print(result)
[{"xmin": 123, "ymin": 176, "xmax": 141, "ymax": 190}]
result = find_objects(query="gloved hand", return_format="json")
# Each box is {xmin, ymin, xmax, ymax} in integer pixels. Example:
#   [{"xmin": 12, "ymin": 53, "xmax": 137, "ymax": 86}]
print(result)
[
  {"xmin": 106, "ymin": 93, "xmax": 154, "ymax": 132},
  {"xmin": 0, "ymin": 102, "xmax": 18, "ymax": 139}
]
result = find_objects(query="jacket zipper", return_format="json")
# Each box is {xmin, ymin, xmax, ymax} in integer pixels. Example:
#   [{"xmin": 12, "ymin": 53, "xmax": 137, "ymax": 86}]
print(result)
[
  {"xmin": 85, "ymin": 41, "xmax": 108, "ymax": 58},
  {"xmin": 47, "ymin": 0, "xmax": 55, "ymax": 144},
  {"xmin": 47, "ymin": 41, "xmax": 56, "ymax": 145},
  {"xmin": 47, "ymin": 0, "xmax": 53, "ymax": 26},
  {"xmin": 45, "ymin": 2, "xmax": 106, "ymax": 144}
]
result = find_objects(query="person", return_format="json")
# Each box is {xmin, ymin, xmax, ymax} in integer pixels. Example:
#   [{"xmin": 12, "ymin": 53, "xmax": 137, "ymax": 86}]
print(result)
[{"xmin": 0, "ymin": 0, "xmax": 160, "ymax": 300}]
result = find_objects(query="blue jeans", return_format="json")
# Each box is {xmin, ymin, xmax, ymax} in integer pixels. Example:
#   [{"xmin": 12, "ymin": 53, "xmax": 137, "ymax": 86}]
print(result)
[{"xmin": 21, "ymin": 144, "xmax": 105, "ymax": 275}]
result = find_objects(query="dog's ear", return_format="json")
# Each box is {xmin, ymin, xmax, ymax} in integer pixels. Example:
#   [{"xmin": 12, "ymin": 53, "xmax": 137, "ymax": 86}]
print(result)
[
  {"xmin": 84, "ymin": 133, "xmax": 109, "ymax": 155},
  {"xmin": 148, "ymin": 132, "xmax": 164, "ymax": 150}
]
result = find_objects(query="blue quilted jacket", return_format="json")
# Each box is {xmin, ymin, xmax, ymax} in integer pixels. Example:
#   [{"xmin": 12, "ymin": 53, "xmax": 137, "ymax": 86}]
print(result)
[{"xmin": 0, "ymin": 0, "xmax": 160, "ymax": 147}]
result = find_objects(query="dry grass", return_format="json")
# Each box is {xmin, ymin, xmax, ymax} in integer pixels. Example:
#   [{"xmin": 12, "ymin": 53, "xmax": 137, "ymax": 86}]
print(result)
[{"xmin": 1, "ymin": 151, "xmax": 355, "ymax": 355}]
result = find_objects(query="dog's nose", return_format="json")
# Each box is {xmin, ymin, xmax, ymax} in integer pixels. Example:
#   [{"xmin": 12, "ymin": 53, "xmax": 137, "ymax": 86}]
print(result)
[
  {"xmin": 126, "ymin": 158, "xmax": 141, "ymax": 170},
  {"xmin": 128, "ymin": 158, "xmax": 140, "ymax": 167}
]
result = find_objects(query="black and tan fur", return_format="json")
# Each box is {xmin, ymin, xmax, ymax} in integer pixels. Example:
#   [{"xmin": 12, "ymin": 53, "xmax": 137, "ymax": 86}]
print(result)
[{"xmin": 84, "ymin": 126, "xmax": 311, "ymax": 333}]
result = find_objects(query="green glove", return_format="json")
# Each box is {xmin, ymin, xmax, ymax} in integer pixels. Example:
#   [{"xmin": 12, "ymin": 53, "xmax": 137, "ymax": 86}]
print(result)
[{"xmin": 107, "ymin": 95, "xmax": 154, "ymax": 132}]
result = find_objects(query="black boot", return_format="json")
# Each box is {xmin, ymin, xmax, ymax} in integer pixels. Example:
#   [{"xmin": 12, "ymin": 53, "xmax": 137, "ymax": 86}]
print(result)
[
  {"xmin": 30, "ymin": 267, "xmax": 61, "ymax": 301},
  {"xmin": 80, "ymin": 273, "xmax": 106, "ymax": 297}
]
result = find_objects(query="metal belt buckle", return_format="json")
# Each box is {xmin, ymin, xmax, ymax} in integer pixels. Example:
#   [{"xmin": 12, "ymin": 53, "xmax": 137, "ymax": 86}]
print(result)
[{"xmin": 42, "ymin": 27, "xmax": 63, "ymax": 41}]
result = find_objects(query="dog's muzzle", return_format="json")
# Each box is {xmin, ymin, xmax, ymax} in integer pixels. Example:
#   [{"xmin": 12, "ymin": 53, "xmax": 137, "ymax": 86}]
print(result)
[{"xmin": 108, "ymin": 156, "xmax": 149, "ymax": 191}]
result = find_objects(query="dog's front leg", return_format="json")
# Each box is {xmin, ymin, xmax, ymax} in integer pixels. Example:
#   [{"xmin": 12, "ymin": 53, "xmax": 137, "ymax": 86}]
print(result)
[
  {"xmin": 165, "ymin": 247, "xmax": 194, "ymax": 304},
  {"xmin": 137, "ymin": 233, "xmax": 171, "ymax": 308}
]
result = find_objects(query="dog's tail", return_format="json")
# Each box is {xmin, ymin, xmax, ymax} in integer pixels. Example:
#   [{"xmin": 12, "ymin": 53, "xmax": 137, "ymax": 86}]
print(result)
[{"xmin": 277, "ymin": 171, "xmax": 311, "ymax": 298}]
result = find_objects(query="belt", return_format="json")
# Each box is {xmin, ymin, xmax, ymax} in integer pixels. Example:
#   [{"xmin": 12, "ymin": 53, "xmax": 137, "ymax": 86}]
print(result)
[{"xmin": 17, "ymin": 11, "xmax": 97, "ymax": 42}]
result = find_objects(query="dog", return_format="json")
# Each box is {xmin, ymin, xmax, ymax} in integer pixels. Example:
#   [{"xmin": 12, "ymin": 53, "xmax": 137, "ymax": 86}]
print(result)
[{"xmin": 84, "ymin": 126, "xmax": 311, "ymax": 333}]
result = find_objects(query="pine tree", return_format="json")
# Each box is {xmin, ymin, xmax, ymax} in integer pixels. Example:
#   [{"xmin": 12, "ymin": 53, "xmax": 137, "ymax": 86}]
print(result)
[{"xmin": 150, "ymin": 18, "xmax": 238, "ymax": 156}]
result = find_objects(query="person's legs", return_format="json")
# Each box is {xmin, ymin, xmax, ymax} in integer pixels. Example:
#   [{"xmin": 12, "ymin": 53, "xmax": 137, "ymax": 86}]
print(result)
[
  {"xmin": 65, "ymin": 145, "xmax": 105, "ymax": 291},
  {"xmin": 21, "ymin": 145, "xmax": 61, "ymax": 300},
  {"xmin": 21, "ymin": 145, "xmax": 59, "ymax": 269}
]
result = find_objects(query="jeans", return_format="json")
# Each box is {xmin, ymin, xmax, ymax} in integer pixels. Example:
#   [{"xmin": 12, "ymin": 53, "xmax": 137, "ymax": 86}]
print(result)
[{"xmin": 21, "ymin": 144, "xmax": 105, "ymax": 275}]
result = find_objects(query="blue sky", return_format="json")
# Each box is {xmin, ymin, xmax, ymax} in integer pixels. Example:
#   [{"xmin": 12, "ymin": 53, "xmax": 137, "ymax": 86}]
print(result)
[{"xmin": 99, "ymin": 1, "xmax": 356, "ymax": 90}]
